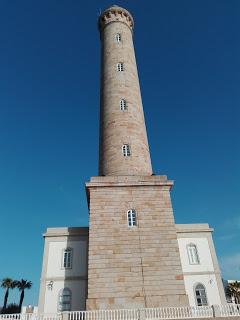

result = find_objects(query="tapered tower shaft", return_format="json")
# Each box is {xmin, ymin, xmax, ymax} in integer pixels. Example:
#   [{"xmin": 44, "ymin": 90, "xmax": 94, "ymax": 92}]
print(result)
[{"xmin": 98, "ymin": 6, "xmax": 152, "ymax": 176}]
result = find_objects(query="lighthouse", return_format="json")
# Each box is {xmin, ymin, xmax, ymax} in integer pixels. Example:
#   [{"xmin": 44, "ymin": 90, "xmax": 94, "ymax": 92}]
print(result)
[{"xmin": 86, "ymin": 5, "xmax": 188, "ymax": 309}]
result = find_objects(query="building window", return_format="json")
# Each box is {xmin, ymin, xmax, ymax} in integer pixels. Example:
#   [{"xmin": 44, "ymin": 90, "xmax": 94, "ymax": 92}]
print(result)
[
  {"xmin": 120, "ymin": 99, "xmax": 127, "ymax": 111},
  {"xmin": 58, "ymin": 288, "xmax": 71, "ymax": 311},
  {"xmin": 127, "ymin": 210, "xmax": 137, "ymax": 227},
  {"xmin": 62, "ymin": 248, "xmax": 73, "ymax": 269},
  {"xmin": 195, "ymin": 283, "xmax": 208, "ymax": 306},
  {"xmin": 115, "ymin": 33, "xmax": 121, "ymax": 42},
  {"xmin": 117, "ymin": 62, "xmax": 124, "ymax": 72},
  {"xmin": 187, "ymin": 243, "xmax": 200, "ymax": 265},
  {"xmin": 122, "ymin": 144, "xmax": 131, "ymax": 157}
]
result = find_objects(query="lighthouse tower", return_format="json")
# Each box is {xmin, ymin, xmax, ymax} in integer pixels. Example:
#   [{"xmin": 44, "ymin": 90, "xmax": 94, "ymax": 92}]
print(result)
[
  {"xmin": 86, "ymin": 5, "xmax": 188, "ymax": 309},
  {"xmin": 98, "ymin": 6, "xmax": 152, "ymax": 176}
]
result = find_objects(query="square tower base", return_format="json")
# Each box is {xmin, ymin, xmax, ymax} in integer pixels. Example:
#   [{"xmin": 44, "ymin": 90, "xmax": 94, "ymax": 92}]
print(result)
[{"xmin": 86, "ymin": 175, "xmax": 189, "ymax": 309}]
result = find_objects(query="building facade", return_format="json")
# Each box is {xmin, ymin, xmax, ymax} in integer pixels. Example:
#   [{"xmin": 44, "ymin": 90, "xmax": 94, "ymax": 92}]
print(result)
[
  {"xmin": 176, "ymin": 224, "xmax": 226, "ymax": 307},
  {"xmin": 38, "ymin": 224, "xmax": 226, "ymax": 313},
  {"xmin": 38, "ymin": 228, "xmax": 88, "ymax": 313},
  {"xmin": 38, "ymin": 5, "xmax": 226, "ymax": 312}
]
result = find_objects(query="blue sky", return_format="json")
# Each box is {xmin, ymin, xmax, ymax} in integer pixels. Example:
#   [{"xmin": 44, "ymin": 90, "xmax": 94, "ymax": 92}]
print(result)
[{"xmin": 0, "ymin": 0, "xmax": 239, "ymax": 306}]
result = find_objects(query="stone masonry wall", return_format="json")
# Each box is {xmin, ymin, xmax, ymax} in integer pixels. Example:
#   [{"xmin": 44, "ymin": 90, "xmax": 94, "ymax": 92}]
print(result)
[
  {"xmin": 98, "ymin": 9, "xmax": 152, "ymax": 176},
  {"xmin": 86, "ymin": 176, "xmax": 188, "ymax": 310}
]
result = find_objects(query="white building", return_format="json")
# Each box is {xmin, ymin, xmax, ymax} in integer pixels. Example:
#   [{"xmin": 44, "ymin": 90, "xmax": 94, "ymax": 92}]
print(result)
[
  {"xmin": 38, "ymin": 224, "xmax": 226, "ymax": 313},
  {"xmin": 176, "ymin": 224, "xmax": 226, "ymax": 307},
  {"xmin": 38, "ymin": 228, "xmax": 88, "ymax": 313}
]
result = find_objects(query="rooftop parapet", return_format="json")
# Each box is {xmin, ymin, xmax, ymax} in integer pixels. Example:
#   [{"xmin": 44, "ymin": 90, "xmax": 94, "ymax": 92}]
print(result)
[{"xmin": 98, "ymin": 5, "xmax": 134, "ymax": 33}]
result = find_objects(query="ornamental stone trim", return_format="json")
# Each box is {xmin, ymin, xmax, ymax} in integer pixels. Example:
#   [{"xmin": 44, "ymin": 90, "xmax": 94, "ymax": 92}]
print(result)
[{"xmin": 98, "ymin": 5, "xmax": 134, "ymax": 33}]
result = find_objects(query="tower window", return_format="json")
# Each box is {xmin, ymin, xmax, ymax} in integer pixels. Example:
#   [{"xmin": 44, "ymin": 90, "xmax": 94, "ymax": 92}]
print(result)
[
  {"xmin": 58, "ymin": 288, "xmax": 71, "ymax": 311},
  {"xmin": 195, "ymin": 283, "xmax": 208, "ymax": 306},
  {"xmin": 115, "ymin": 33, "xmax": 121, "ymax": 42},
  {"xmin": 62, "ymin": 248, "xmax": 73, "ymax": 269},
  {"xmin": 122, "ymin": 144, "xmax": 131, "ymax": 157},
  {"xmin": 127, "ymin": 210, "xmax": 137, "ymax": 227},
  {"xmin": 117, "ymin": 63, "xmax": 124, "ymax": 72},
  {"xmin": 187, "ymin": 243, "xmax": 200, "ymax": 265},
  {"xmin": 120, "ymin": 99, "xmax": 127, "ymax": 111}
]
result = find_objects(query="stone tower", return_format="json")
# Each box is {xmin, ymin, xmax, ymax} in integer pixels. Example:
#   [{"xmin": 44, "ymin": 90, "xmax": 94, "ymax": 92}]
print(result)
[
  {"xmin": 86, "ymin": 5, "xmax": 188, "ymax": 310},
  {"xmin": 98, "ymin": 6, "xmax": 152, "ymax": 176}
]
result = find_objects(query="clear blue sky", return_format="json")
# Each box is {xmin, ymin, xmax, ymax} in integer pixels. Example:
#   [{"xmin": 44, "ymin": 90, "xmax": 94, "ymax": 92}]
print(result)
[{"xmin": 0, "ymin": 0, "xmax": 239, "ymax": 306}]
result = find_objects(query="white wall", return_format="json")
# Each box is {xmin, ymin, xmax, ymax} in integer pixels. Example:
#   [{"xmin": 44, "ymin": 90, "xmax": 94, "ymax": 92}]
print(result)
[
  {"xmin": 177, "ymin": 235, "xmax": 225, "ymax": 306},
  {"xmin": 41, "ymin": 239, "xmax": 88, "ymax": 313},
  {"xmin": 178, "ymin": 237, "xmax": 214, "ymax": 273},
  {"xmin": 184, "ymin": 274, "xmax": 222, "ymax": 306},
  {"xmin": 47, "ymin": 240, "xmax": 87, "ymax": 278},
  {"xmin": 44, "ymin": 280, "xmax": 86, "ymax": 313}
]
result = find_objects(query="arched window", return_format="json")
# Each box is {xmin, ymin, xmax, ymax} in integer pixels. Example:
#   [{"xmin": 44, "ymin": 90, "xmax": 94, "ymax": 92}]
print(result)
[
  {"xmin": 58, "ymin": 288, "xmax": 71, "ymax": 311},
  {"xmin": 122, "ymin": 144, "xmax": 131, "ymax": 157},
  {"xmin": 115, "ymin": 33, "xmax": 121, "ymax": 42},
  {"xmin": 117, "ymin": 62, "xmax": 124, "ymax": 72},
  {"xmin": 187, "ymin": 243, "xmax": 200, "ymax": 265},
  {"xmin": 62, "ymin": 248, "xmax": 73, "ymax": 269},
  {"xmin": 120, "ymin": 99, "xmax": 127, "ymax": 111},
  {"xmin": 127, "ymin": 210, "xmax": 137, "ymax": 227},
  {"xmin": 195, "ymin": 283, "xmax": 208, "ymax": 306}
]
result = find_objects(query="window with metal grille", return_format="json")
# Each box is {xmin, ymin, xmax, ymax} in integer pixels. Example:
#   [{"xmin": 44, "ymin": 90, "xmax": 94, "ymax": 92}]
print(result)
[
  {"xmin": 195, "ymin": 284, "xmax": 208, "ymax": 306},
  {"xmin": 122, "ymin": 144, "xmax": 131, "ymax": 156},
  {"xmin": 115, "ymin": 33, "xmax": 121, "ymax": 42},
  {"xmin": 187, "ymin": 243, "xmax": 200, "ymax": 265},
  {"xmin": 117, "ymin": 62, "xmax": 124, "ymax": 72},
  {"xmin": 62, "ymin": 248, "xmax": 72, "ymax": 269},
  {"xmin": 58, "ymin": 288, "xmax": 71, "ymax": 311},
  {"xmin": 127, "ymin": 209, "xmax": 137, "ymax": 227},
  {"xmin": 120, "ymin": 99, "xmax": 127, "ymax": 110}
]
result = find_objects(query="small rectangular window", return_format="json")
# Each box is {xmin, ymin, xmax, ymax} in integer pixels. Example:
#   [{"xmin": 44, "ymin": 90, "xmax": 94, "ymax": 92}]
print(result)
[
  {"xmin": 122, "ymin": 144, "xmax": 131, "ymax": 156},
  {"xmin": 115, "ymin": 33, "xmax": 121, "ymax": 42},
  {"xmin": 128, "ymin": 210, "xmax": 137, "ymax": 227},
  {"xmin": 62, "ymin": 248, "xmax": 72, "ymax": 269},
  {"xmin": 120, "ymin": 99, "xmax": 127, "ymax": 111},
  {"xmin": 117, "ymin": 63, "xmax": 124, "ymax": 72},
  {"xmin": 187, "ymin": 243, "xmax": 200, "ymax": 265}
]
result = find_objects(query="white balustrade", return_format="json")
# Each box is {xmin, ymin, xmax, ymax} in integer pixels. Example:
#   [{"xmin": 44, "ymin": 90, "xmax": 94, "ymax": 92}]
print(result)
[
  {"xmin": 218, "ymin": 304, "xmax": 240, "ymax": 317},
  {"xmin": 0, "ymin": 314, "xmax": 61, "ymax": 320},
  {"xmin": 144, "ymin": 306, "xmax": 213, "ymax": 319},
  {"xmin": 1, "ymin": 304, "xmax": 240, "ymax": 320},
  {"xmin": 0, "ymin": 315, "xmax": 21, "ymax": 320},
  {"xmin": 69, "ymin": 309, "xmax": 139, "ymax": 320}
]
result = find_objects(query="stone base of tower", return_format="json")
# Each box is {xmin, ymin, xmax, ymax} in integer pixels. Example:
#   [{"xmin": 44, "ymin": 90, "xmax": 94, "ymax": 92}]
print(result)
[
  {"xmin": 86, "ymin": 295, "xmax": 188, "ymax": 310},
  {"xmin": 86, "ymin": 175, "xmax": 189, "ymax": 310}
]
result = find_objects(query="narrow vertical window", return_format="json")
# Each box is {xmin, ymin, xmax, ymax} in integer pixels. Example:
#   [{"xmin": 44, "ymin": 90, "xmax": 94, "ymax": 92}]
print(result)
[
  {"xmin": 195, "ymin": 284, "xmax": 208, "ymax": 306},
  {"xmin": 58, "ymin": 288, "xmax": 71, "ymax": 311},
  {"xmin": 117, "ymin": 62, "xmax": 124, "ymax": 72},
  {"xmin": 62, "ymin": 248, "xmax": 73, "ymax": 269},
  {"xmin": 187, "ymin": 243, "xmax": 200, "ymax": 265},
  {"xmin": 127, "ymin": 210, "xmax": 137, "ymax": 227},
  {"xmin": 120, "ymin": 99, "xmax": 127, "ymax": 111},
  {"xmin": 115, "ymin": 33, "xmax": 121, "ymax": 42},
  {"xmin": 122, "ymin": 144, "xmax": 131, "ymax": 156}
]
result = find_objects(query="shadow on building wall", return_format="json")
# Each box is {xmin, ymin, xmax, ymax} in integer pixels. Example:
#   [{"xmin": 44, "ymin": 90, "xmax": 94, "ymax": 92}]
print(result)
[{"xmin": 60, "ymin": 227, "xmax": 89, "ymax": 311}]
